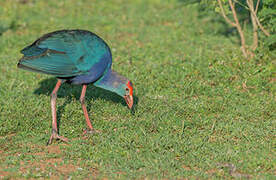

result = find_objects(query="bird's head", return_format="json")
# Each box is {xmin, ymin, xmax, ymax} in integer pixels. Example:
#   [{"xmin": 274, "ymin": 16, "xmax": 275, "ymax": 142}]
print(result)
[
  {"xmin": 123, "ymin": 81, "xmax": 133, "ymax": 109},
  {"xmin": 93, "ymin": 70, "xmax": 134, "ymax": 109}
]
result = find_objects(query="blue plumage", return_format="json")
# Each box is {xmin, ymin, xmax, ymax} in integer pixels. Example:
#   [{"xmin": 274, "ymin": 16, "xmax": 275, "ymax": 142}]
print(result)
[
  {"xmin": 18, "ymin": 29, "xmax": 133, "ymax": 144},
  {"xmin": 18, "ymin": 30, "xmax": 112, "ymax": 81}
]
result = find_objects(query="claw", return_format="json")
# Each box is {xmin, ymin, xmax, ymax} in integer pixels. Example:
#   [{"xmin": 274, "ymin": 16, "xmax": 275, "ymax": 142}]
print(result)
[{"xmin": 47, "ymin": 130, "xmax": 69, "ymax": 145}]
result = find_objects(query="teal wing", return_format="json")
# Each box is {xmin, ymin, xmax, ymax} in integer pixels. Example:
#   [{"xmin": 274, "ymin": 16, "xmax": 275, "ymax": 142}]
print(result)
[{"xmin": 18, "ymin": 30, "xmax": 112, "ymax": 77}]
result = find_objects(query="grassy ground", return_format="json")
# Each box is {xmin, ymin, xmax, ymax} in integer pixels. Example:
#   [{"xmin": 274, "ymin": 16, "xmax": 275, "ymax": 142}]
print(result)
[{"xmin": 0, "ymin": 0, "xmax": 275, "ymax": 179}]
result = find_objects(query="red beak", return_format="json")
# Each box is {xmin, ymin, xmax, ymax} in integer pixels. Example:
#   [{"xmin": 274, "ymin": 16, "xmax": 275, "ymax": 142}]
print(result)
[{"xmin": 124, "ymin": 95, "xmax": 133, "ymax": 109}]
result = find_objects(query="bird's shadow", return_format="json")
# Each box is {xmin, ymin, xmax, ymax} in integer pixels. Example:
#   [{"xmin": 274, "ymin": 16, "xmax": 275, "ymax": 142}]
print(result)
[{"xmin": 34, "ymin": 78, "xmax": 139, "ymax": 130}]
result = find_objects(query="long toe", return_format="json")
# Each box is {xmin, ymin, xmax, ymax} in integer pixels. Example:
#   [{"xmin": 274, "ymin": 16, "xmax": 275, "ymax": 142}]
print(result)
[{"xmin": 47, "ymin": 132, "xmax": 69, "ymax": 145}]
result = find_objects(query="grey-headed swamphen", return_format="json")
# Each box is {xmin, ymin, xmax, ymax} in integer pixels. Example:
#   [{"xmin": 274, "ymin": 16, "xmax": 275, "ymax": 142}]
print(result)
[{"xmin": 17, "ymin": 29, "xmax": 134, "ymax": 144}]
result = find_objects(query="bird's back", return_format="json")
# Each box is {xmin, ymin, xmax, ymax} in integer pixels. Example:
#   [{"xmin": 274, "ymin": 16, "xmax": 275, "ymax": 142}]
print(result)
[{"xmin": 18, "ymin": 30, "xmax": 112, "ymax": 84}]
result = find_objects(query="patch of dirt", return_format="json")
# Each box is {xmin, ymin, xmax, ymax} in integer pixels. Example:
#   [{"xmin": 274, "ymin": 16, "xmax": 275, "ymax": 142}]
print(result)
[
  {"xmin": 0, "ymin": 171, "xmax": 11, "ymax": 178},
  {"xmin": 19, "ymin": 144, "xmax": 76, "ymax": 175},
  {"xmin": 0, "ymin": 142, "xmax": 99, "ymax": 178},
  {"xmin": 0, "ymin": 133, "xmax": 16, "ymax": 140},
  {"xmin": 0, "ymin": 149, "xmax": 10, "ymax": 177},
  {"xmin": 182, "ymin": 165, "xmax": 192, "ymax": 171},
  {"xmin": 270, "ymin": 77, "xmax": 276, "ymax": 83},
  {"xmin": 25, "ymin": 144, "xmax": 63, "ymax": 156},
  {"xmin": 47, "ymin": 145, "xmax": 62, "ymax": 154},
  {"xmin": 31, "ymin": 151, "xmax": 46, "ymax": 156},
  {"xmin": 55, "ymin": 163, "xmax": 77, "ymax": 174},
  {"xmin": 19, "ymin": 157, "xmax": 76, "ymax": 175}
]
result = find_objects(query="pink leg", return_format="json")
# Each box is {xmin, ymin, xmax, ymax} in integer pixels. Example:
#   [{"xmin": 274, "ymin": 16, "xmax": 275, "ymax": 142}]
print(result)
[
  {"xmin": 80, "ymin": 85, "xmax": 96, "ymax": 134},
  {"xmin": 47, "ymin": 80, "xmax": 68, "ymax": 145}
]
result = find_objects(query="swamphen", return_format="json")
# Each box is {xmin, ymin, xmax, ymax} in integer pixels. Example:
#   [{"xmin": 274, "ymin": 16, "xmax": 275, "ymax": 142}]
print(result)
[{"xmin": 17, "ymin": 29, "xmax": 133, "ymax": 144}]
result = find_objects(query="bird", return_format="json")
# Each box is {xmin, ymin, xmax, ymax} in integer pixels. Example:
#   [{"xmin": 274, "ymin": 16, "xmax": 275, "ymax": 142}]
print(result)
[{"xmin": 17, "ymin": 29, "xmax": 134, "ymax": 145}]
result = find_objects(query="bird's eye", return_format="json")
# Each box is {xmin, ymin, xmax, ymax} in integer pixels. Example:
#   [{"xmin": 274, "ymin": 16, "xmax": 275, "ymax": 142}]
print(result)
[{"xmin": 126, "ymin": 88, "xmax": 129, "ymax": 91}]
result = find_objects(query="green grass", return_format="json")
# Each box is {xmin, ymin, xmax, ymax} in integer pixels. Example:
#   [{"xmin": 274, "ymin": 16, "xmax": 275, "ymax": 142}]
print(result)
[{"xmin": 0, "ymin": 0, "xmax": 275, "ymax": 179}]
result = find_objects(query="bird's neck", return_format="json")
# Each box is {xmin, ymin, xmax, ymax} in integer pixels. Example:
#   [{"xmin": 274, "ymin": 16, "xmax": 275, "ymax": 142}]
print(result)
[{"xmin": 93, "ymin": 69, "xmax": 127, "ymax": 96}]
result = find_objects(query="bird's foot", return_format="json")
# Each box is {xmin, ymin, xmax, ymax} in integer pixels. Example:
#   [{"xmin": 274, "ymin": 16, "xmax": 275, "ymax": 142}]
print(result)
[
  {"xmin": 82, "ymin": 128, "xmax": 101, "ymax": 136},
  {"xmin": 47, "ymin": 130, "xmax": 69, "ymax": 145}
]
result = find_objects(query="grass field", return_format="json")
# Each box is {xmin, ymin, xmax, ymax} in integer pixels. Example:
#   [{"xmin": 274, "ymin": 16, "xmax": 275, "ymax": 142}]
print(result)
[{"xmin": 0, "ymin": 0, "xmax": 275, "ymax": 178}]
